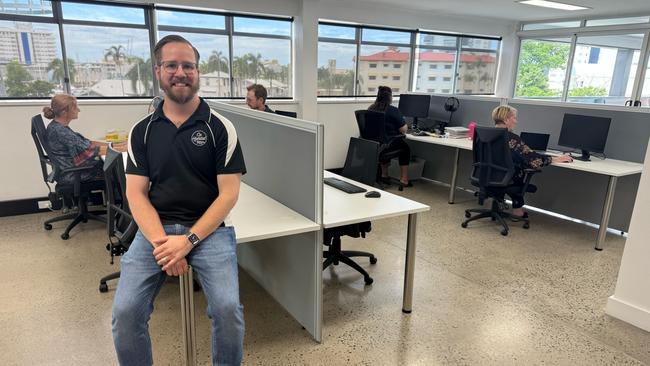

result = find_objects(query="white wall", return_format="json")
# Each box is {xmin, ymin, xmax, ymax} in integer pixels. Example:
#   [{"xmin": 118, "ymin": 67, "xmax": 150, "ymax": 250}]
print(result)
[
  {"xmin": 606, "ymin": 138, "xmax": 650, "ymax": 332},
  {"xmin": 2, "ymin": 0, "xmax": 520, "ymax": 202}
]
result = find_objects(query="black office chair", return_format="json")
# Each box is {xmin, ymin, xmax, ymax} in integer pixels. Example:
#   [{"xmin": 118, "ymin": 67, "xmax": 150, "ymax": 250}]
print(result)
[
  {"xmin": 354, "ymin": 110, "xmax": 407, "ymax": 191},
  {"xmin": 100, "ymin": 148, "xmax": 137, "ymax": 292},
  {"xmin": 31, "ymin": 114, "xmax": 105, "ymax": 240},
  {"xmin": 324, "ymin": 137, "xmax": 379, "ymax": 285},
  {"xmin": 275, "ymin": 110, "xmax": 297, "ymax": 118},
  {"xmin": 461, "ymin": 127, "xmax": 538, "ymax": 236}
]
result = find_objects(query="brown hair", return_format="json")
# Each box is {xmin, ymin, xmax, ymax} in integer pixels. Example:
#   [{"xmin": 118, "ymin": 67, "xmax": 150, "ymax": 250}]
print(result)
[
  {"xmin": 247, "ymin": 84, "xmax": 268, "ymax": 103},
  {"xmin": 492, "ymin": 105, "xmax": 517, "ymax": 125},
  {"xmin": 368, "ymin": 86, "xmax": 392, "ymax": 112},
  {"xmin": 153, "ymin": 34, "xmax": 200, "ymax": 65},
  {"xmin": 42, "ymin": 94, "xmax": 77, "ymax": 120}
]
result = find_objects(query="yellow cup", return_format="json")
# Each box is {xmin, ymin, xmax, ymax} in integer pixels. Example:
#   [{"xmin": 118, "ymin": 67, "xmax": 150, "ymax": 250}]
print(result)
[{"xmin": 105, "ymin": 130, "xmax": 118, "ymax": 142}]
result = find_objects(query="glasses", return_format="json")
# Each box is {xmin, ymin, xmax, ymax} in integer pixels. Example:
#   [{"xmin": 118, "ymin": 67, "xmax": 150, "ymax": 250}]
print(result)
[{"xmin": 159, "ymin": 61, "xmax": 197, "ymax": 74}]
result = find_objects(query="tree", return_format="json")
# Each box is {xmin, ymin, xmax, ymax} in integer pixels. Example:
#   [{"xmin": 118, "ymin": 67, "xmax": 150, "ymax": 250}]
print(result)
[
  {"xmin": 125, "ymin": 57, "xmax": 153, "ymax": 96},
  {"xmin": 6, "ymin": 60, "xmax": 32, "ymax": 97},
  {"xmin": 5, "ymin": 61, "xmax": 54, "ymax": 97},
  {"xmin": 515, "ymin": 40, "xmax": 570, "ymax": 97},
  {"xmin": 206, "ymin": 50, "xmax": 229, "ymax": 96},
  {"xmin": 104, "ymin": 45, "xmax": 127, "ymax": 95},
  {"xmin": 47, "ymin": 58, "xmax": 76, "ymax": 87},
  {"xmin": 568, "ymin": 86, "xmax": 607, "ymax": 97}
]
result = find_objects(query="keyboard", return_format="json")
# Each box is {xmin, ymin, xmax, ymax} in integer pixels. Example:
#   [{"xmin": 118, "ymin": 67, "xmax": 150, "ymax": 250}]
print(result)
[{"xmin": 324, "ymin": 177, "xmax": 367, "ymax": 194}]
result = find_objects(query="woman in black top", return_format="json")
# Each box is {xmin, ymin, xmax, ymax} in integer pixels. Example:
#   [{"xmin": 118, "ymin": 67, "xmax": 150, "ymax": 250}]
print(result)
[
  {"xmin": 368, "ymin": 86, "xmax": 412, "ymax": 187},
  {"xmin": 492, "ymin": 105, "xmax": 572, "ymax": 217}
]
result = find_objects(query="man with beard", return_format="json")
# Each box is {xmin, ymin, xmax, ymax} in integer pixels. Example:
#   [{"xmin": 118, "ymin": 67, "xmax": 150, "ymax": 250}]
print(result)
[
  {"xmin": 112, "ymin": 35, "xmax": 246, "ymax": 366},
  {"xmin": 245, "ymin": 83, "xmax": 274, "ymax": 113}
]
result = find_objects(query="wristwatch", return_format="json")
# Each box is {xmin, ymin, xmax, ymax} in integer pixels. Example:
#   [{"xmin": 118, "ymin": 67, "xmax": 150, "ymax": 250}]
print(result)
[{"xmin": 186, "ymin": 232, "xmax": 201, "ymax": 247}]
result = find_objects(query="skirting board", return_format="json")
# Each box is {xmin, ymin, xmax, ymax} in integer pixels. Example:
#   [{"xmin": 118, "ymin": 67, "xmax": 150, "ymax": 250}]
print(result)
[{"xmin": 605, "ymin": 296, "xmax": 650, "ymax": 332}]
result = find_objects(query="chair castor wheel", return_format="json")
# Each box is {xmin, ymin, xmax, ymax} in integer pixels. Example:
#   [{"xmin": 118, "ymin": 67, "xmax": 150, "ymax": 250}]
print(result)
[
  {"xmin": 364, "ymin": 276, "xmax": 374, "ymax": 285},
  {"xmin": 370, "ymin": 256, "xmax": 377, "ymax": 264},
  {"xmin": 44, "ymin": 223, "xmax": 52, "ymax": 230},
  {"xmin": 398, "ymin": 185, "xmax": 404, "ymax": 192},
  {"xmin": 500, "ymin": 229, "xmax": 508, "ymax": 236},
  {"xmin": 465, "ymin": 211, "xmax": 471, "ymax": 218},
  {"xmin": 99, "ymin": 283, "xmax": 108, "ymax": 293},
  {"xmin": 61, "ymin": 233, "xmax": 70, "ymax": 240},
  {"xmin": 461, "ymin": 222, "xmax": 468, "ymax": 228},
  {"xmin": 523, "ymin": 222, "xmax": 530, "ymax": 229}
]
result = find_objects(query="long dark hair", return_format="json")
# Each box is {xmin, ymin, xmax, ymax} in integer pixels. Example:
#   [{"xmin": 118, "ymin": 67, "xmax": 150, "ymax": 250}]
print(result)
[{"xmin": 368, "ymin": 86, "xmax": 392, "ymax": 112}]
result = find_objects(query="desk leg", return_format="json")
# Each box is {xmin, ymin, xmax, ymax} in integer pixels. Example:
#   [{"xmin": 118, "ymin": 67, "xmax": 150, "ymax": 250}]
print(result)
[
  {"xmin": 402, "ymin": 213, "xmax": 418, "ymax": 313},
  {"xmin": 596, "ymin": 176, "xmax": 618, "ymax": 251},
  {"xmin": 180, "ymin": 268, "xmax": 197, "ymax": 366},
  {"xmin": 449, "ymin": 148, "xmax": 460, "ymax": 204}
]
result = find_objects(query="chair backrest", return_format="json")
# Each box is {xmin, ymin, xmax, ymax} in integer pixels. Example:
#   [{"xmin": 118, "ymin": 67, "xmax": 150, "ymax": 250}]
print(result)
[
  {"xmin": 354, "ymin": 110, "xmax": 388, "ymax": 145},
  {"xmin": 341, "ymin": 137, "xmax": 380, "ymax": 186},
  {"xmin": 103, "ymin": 148, "xmax": 136, "ymax": 246},
  {"xmin": 30, "ymin": 114, "xmax": 56, "ymax": 183},
  {"xmin": 275, "ymin": 110, "xmax": 297, "ymax": 118},
  {"xmin": 470, "ymin": 126, "xmax": 514, "ymax": 190}
]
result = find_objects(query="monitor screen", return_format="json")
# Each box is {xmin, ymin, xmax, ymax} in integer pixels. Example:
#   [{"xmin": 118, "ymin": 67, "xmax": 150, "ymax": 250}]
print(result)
[
  {"xmin": 520, "ymin": 132, "xmax": 550, "ymax": 151},
  {"xmin": 558, "ymin": 113, "xmax": 611, "ymax": 154},
  {"xmin": 398, "ymin": 94, "xmax": 430, "ymax": 118},
  {"xmin": 429, "ymin": 96, "xmax": 451, "ymax": 123}
]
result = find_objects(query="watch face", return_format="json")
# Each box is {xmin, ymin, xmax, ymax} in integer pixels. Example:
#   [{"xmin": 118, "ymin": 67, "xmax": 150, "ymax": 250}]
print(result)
[{"xmin": 188, "ymin": 233, "xmax": 200, "ymax": 246}]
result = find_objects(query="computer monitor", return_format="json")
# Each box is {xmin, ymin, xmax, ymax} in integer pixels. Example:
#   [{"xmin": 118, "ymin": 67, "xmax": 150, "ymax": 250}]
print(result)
[
  {"xmin": 558, "ymin": 113, "xmax": 611, "ymax": 161},
  {"xmin": 520, "ymin": 132, "xmax": 550, "ymax": 152},
  {"xmin": 275, "ymin": 110, "xmax": 297, "ymax": 118},
  {"xmin": 398, "ymin": 94, "xmax": 430, "ymax": 130}
]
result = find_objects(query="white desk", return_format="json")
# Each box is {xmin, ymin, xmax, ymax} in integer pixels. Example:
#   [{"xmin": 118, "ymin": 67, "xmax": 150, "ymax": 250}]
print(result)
[
  {"xmin": 406, "ymin": 134, "xmax": 643, "ymax": 250},
  {"xmin": 323, "ymin": 171, "xmax": 430, "ymax": 312}
]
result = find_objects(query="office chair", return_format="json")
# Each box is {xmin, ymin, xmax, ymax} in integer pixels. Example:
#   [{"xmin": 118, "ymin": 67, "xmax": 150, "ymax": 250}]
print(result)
[
  {"xmin": 275, "ymin": 110, "xmax": 297, "ymax": 118},
  {"xmin": 354, "ymin": 109, "xmax": 407, "ymax": 191},
  {"xmin": 31, "ymin": 114, "xmax": 105, "ymax": 240},
  {"xmin": 324, "ymin": 137, "xmax": 379, "ymax": 285},
  {"xmin": 461, "ymin": 127, "xmax": 538, "ymax": 236},
  {"xmin": 99, "ymin": 148, "xmax": 137, "ymax": 293}
]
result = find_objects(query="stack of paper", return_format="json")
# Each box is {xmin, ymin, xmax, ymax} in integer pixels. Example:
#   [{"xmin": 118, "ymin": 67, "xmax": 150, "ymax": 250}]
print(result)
[{"xmin": 445, "ymin": 126, "xmax": 469, "ymax": 139}]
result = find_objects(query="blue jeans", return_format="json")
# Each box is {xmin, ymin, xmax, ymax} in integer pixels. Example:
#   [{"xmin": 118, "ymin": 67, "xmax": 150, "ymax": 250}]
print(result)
[{"xmin": 112, "ymin": 224, "xmax": 244, "ymax": 366}]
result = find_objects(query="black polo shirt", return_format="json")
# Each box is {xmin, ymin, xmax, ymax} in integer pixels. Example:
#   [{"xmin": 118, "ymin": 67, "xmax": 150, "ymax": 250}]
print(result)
[{"xmin": 126, "ymin": 98, "xmax": 246, "ymax": 226}]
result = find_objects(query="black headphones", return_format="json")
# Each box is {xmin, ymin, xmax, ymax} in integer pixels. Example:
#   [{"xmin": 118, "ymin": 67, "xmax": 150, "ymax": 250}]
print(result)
[{"xmin": 444, "ymin": 97, "xmax": 460, "ymax": 112}]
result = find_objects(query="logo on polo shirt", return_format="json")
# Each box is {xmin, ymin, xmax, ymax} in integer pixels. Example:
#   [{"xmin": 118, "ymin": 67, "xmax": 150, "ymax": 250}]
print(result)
[{"xmin": 191, "ymin": 130, "xmax": 208, "ymax": 147}]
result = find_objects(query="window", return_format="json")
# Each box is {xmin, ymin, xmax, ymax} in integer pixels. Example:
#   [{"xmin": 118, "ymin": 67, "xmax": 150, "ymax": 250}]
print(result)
[
  {"xmin": 443, "ymin": 77, "xmax": 451, "ymax": 82},
  {"xmin": 515, "ymin": 38, "xmax": 571, "ymax": 100},
  {"xmin": 441, "ymin": 89, "xmax": 450, "ymax": 93},
  {"xmin": 455, "ymin": 37, "xmax": 499, "ymax": 94},
  {"xmin": 368, "ymin": 87, "xmax": 376, "ymax": 92},
  {"xmin": 232, "ymin": 17, "xmax": 292, "ymax": 98},
  {"xmin": 414, "ymin": 34, "xmax": 458, "ymax": 94},
  {"xmin": 317, "ymin": 41, "xmax": 356, "ymax": 96},
  {"xmin": 393, "ymin": 88, "xmax": 399, "ymax": 92},
  {"xmin": 427, "ymin": 88, "xmax": 435, "ymax": 92},
  {"xmin": 318, "ymin": 21, "xmax": 500, "ymax": 97},
  {"xmin": 567, "ymin": 34, "xmax": 643, "ymax": 105},
  {"xmin": 586, "ymin": 17, "xmax": 650, "ymax": 27},
  {"xmin": 522, "ymin": 21, "xmax": 581, "ymax": 31}
]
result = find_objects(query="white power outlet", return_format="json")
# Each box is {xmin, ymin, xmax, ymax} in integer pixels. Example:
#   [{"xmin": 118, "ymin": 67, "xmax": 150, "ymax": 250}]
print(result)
[{"xmin": 38, "ymin": 200, "xmax": 50, "ymax": 210}]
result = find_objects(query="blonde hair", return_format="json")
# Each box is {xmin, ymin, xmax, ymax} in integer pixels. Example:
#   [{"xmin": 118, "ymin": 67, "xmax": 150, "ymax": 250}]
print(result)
[
  {"xmin": 492, "ymin": 105, "xmax": 517, "ymax": 125},
  {"xmin": 42, "ymin": 94, "xmax": 77, "ymax": 120}
]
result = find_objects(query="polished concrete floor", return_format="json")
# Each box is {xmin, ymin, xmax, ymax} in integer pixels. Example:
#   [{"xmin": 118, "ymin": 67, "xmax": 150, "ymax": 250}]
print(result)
[{"xmin": 1, "ymin": 181, "xmax": 648, "ymax": 365}]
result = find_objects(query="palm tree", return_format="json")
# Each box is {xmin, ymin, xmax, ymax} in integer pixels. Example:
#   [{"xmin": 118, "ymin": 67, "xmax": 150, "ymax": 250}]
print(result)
[
  {"xmin": 233, "ymin": 56, "xmax": 249, "ymax": 96},
  {"xmin": 104, "ymin": 45, "xmax": 127, "ymax": 95},
  {"xmin": 125, "ymin": 57, "xmax": 153, "ymax": 96},
  {"xmin": 208, "ymin": 50, "xmax": 229, "ymax": 96},
  {"xmin": 244, "ymin": 53, "xmax": 265, "ymax": 84},
  {"xmin": 47, "ymin": 58, "xmax": 75, "ymax": 88}
]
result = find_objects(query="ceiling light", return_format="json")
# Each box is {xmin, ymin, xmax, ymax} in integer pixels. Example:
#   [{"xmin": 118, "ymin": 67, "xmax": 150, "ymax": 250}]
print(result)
[{"xmin": 517, "ymin": 0, "xmax": 590, "ymax": 11}]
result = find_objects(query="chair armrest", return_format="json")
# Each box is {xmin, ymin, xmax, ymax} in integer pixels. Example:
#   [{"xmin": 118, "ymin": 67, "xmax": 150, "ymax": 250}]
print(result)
[{"xmin": 61, "ymin": 165, "xmax": 99, "ymax": 197}]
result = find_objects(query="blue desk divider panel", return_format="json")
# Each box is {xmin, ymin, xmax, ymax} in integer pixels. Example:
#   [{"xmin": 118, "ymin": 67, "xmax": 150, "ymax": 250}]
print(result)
[{"xmin": 205, "ymin": 101, "xmax": 324, "ymax": 342}]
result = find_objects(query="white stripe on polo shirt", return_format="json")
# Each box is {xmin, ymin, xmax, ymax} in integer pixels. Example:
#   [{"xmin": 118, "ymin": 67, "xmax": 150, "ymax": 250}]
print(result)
[{"xmin": 209, "ymin": 108, "xmax": 238, "ymax": 166}]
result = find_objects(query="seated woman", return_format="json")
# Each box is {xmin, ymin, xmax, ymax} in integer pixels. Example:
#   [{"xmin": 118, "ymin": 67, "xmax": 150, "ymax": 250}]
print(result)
[
  {"xmin": 368, "ymin": 86, "xmax": 411, "ymax": 187},
  {"xmin": 492, "ymin": 105, "xmax": 572, "ymax": 218},
  {"xmin": 44, "ymin": 94, "xmax": 127, "ymax": 185}
]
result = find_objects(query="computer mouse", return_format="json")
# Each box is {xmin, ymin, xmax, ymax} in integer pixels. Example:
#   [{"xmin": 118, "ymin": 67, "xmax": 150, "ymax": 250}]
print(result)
[{"xmin": 365, "ymin": 191, "xmax": 381, "ymax": 198}]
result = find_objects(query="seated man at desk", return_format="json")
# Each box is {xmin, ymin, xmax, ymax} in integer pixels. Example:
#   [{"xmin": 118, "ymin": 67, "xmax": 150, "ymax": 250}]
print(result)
[
  {"xmin": 245, "ymin": 83, "xmax": 273, "ymax": 113},
  {"xmin": 44, "ymin": 93, "xmax": 128, "ymax": 185},
  {"xmin": 492, "ymin": 105, "xmax": 573, "ymax": 218},
  {"xmin": 368, "ymin": 86, "xmax": 412, "ymax": 187}
]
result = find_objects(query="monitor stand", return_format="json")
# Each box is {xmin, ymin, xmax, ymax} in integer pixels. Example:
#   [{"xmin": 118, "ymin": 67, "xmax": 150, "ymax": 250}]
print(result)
[
  {"xmin": 408, "ymin": 117, "xmax": 420, "ymax": 133},
  {"xmin": 573, "ymin": 149, "xmax": 591, "ymax": 161},
  {"xmin": 435, "ymin": 120, "xmax": 448, "ymax": 135}
]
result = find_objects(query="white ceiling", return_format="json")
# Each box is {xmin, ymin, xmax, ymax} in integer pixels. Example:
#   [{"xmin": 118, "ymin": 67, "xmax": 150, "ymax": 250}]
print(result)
[{"xmin": 331, "ymin": 0, "xmax": 650, "ymax": 22}]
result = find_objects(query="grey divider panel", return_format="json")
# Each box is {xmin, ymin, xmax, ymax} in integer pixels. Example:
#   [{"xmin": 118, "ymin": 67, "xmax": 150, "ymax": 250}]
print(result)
[
  {"xmin": 508, "ymin": 101, "xmax": 650, "ymax": 163},
  {"xmin": 206, "ymin": 101, "xmax": 324, "ymax": 342},
  {"xmin": 506, "ymin": 101, "xmax": 650, "ymax": 231},
  {"xmin": 451, "ymin": 96, "xmax": 502, "ymax": 128}
]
